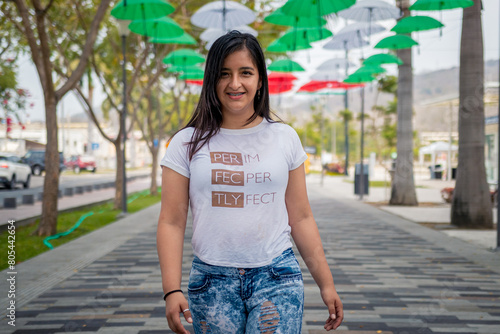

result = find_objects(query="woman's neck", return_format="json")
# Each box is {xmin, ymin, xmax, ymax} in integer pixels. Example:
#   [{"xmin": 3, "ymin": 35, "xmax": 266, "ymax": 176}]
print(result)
[{"xmin": 221, "ymin": 115, "xmax": 263, "ymax": 130}]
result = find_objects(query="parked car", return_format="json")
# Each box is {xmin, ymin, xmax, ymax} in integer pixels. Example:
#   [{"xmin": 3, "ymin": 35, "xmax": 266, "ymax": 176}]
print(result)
[
  {"xmin": 21, "ymin": 150, "xmax": 65, "ymax": 176},
  {"xmin": 65, "ymin": 155, "xmax": 97, "ymax": 173},
  {"xmin": 0, "ymin": 152, "xmax": 31, "ymax": 189}
]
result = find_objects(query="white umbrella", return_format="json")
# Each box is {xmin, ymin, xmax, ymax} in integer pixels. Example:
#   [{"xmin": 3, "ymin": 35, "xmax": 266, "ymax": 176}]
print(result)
[
  {"xmin": 200, "ymin": 25, "xmax": 258, "ymax": 42},
  {"xmin": 310, "ymin": 70, "xmax": 344, "ymax": 81},
  {"xmin": 334, "ymin": 22, "xmax": 386, "ymax": 41},
  {"xmin": 191, "ymin": 0, "xmax": 256, "ymax": 31},
  {"xmin": 316, "ymin": 58, "xmax": 355, "ymax": 72},
  {"xmin": 323, "ymin": 35, "xmax": 369, "ymax": 51},
  {"xmin": 338, "ymin": 0, "xmax": 401, "ymax": 22}
]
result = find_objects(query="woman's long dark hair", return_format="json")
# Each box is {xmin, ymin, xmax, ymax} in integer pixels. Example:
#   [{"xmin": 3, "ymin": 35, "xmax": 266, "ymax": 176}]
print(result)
[{"xmin": 182, "ymin": 31, "xmax": 273, "ymax": 160}]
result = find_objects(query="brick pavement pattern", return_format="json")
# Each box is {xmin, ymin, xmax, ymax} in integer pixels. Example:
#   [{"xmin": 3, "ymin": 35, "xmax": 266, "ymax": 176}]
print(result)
[{"xmin": 1, "ymin": 176, "xmax": 499, "ymax": 333}]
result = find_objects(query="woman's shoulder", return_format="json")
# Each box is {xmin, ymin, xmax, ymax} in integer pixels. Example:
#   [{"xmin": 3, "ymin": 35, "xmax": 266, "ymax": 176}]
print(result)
[
  {"xmin": 170, "ymin": 127, "xmax": 195, "ymax": 142},
  {"xmin": 266, "ymin": 120, "xmax": 298, "ymax": 137}
]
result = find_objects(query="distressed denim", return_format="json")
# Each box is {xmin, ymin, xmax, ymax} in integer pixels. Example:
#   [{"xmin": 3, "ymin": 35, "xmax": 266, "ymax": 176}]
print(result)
[{"xmin": 188, "ymin": 248, "xmax": 304, "ymax": 333}]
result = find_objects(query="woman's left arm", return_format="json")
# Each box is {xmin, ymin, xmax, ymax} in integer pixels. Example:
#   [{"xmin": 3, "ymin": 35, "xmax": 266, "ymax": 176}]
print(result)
[{"xmin": 285, "ymin": 164, "xmax": 344, "ymax": 331}]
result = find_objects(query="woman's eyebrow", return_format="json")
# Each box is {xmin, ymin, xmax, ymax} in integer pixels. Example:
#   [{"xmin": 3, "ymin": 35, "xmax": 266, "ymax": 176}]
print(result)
[{"xmin": 221, "ymin": 66, "xmax": 255, "ymax": 71}]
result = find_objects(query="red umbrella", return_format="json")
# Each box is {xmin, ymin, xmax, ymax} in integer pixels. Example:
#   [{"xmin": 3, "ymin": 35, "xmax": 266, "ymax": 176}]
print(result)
[
  {"xmin": 268, "ymin": 72, "xmax": 297, "ymax": 95},
  {"xmin": 185, "ymin": 79, "xmax": 203, "ymax": 86},
  {"xmin": 298, "ymin": 80, "xmax": 362, "ymax": 93}
]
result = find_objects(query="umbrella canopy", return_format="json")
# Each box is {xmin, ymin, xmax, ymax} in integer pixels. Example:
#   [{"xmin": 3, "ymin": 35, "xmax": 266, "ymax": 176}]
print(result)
[
  {"xmin": 323, "ymin": 35, "xmax": 370, "ymax": 50},
  {"xmin": 344, "ymin": 72, "xmax": 374, "ymax": 83},
  {"xmin": 310, "ymin": 70, "xmax": 344, "ymax": 81},
  {"xmin": 267, "ymin": 38, "xmax": 312, "ymax": 52},
  {"xmin": 264, "ymin": 7, "xmax": 327, "ymax": 27},
  {"xmin": 334, "ymin": 21, "xmax": 386, "ymax": 41},
  {"xmin": 374, "ymin": 34, "xmax": 419, "ymax": 50},
  {"xmin": 268, "ymin": 72, "xmax": 298, "ymax": 82},
  {"xmin": 279, "ymin": 26, "xmax": 333, "ymax": 45},
  {"xmin": 409, "ymin": 0, "xmax": 474, "ymax": 11},
  {"xmin": 269, "ymin": 81, "xmax": 294, "ymax": 94},
  {"xmin": 166, "ymin": 65, "xmax": 204, "ymax": 74},
  {"xmin": 179, "ymin": 68, "xmax": 205, "ymax": 80},
  {"xmin": 111, "ymin": 0, "xmax": 175, "ymax": 20},
  {"xmin": 363, "ymin": 53, "xmax": 403, "ymax": 65},
  {"xmin": 191, "ymin": 1, "xmax": 255, "ymax": 31},
  {"xmin": 200, "ymin": 26, "xmax": 258, "ymax": 42},
  {"xmin": 268, "ymin": 72, "xmax": 297, "ymax": 94},
  {"xmin": 298, "ymin": 80, "xmax": 345, "ymax": 92},
  {"xmin": 354, "ymin": 65, "xmax": 387, "ymax": 75},
  {"xmin": 317, "ymin": 58, "xmax": 355, "ymax": 71},
  {"xmin": 391, "ymin": 15, "xmax": 444, "ymax": 33},
  {"xmin": 128, "ymin": 16, "xmax": 184, "ymax": 38},
  {"xmin": 268, "ymin": 59, "xmax": 305, "ymax": 72},
  {"xmin": 282, "ymin": 0, "xmax": 356, "ymax": 17},
  {"xmin": 338, "ymin": 0, "xmax": 401, "ymax": 22},
  {"xmin": 163, "ymin": 49, "xmax": 205, "ymax": 66},
  {"xmin": 150, "ymin": 32, "xmax": 197, "ymax": 45},
  {"xmin": 185, "ymin": 79, "xmax": 204, "ymax": 86}
]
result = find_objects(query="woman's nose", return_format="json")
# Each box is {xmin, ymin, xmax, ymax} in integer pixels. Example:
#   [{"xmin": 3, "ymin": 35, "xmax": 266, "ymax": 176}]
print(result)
[{"xmin": 229, "ymin": 76, "xmax": 241, "ymax": 89}]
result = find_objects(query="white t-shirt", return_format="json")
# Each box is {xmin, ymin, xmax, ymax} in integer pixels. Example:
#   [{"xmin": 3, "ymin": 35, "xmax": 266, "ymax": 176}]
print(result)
[{"xmin": 160, "ymin": 118, "xmax": 308, "ymax": 268}]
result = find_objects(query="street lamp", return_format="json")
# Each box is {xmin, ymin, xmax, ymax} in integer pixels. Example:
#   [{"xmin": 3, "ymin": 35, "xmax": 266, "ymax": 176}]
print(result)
[{"xmin": 117, "ymin": 19, "xmax": 130, "ymax": 214}]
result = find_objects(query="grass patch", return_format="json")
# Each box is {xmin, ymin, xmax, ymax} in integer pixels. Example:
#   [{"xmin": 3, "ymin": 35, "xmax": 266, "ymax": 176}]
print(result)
[
  {"xmin": 0, "ymin": 189, "xmax": 161, "ymax": 271},
  {"xmin": 343, "ymin": 179, "xmax": 391, "ymax": 187}
]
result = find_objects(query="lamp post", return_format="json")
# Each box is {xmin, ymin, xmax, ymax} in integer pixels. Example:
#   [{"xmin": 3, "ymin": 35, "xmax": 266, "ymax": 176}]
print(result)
[{"xmin": 117, "ymin": 19, "xmax": 130, "ymax": 214}]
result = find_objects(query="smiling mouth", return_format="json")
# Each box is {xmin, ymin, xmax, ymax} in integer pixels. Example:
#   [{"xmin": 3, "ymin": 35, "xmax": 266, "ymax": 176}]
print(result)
[{"xmin": 228, "ymin": 92, "xmax": 244, "ymax": 96}]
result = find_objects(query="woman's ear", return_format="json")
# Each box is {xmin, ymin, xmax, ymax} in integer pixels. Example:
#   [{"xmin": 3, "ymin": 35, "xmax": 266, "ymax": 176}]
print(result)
[{"xmin": 258, "ymin": 79, "xmax": 262, "ymax": 90}]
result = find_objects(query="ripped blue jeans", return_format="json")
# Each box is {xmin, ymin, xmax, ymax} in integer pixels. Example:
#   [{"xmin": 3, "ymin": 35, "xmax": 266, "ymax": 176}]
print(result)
[{"xmin": 188, "ymin": 248, "xmax": 304, "ymax": 333}]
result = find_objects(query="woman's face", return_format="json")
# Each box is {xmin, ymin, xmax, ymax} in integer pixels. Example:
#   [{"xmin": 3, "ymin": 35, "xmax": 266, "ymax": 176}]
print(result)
[{"xmin": 216, "ymin": 48, "xmax": 262, "ymax": 120}]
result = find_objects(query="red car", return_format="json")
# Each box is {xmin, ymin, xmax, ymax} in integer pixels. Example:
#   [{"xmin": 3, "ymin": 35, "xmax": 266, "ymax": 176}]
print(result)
[{"xmin": 65, "ymin": 155, "xmax": 97, "ymax": 173}]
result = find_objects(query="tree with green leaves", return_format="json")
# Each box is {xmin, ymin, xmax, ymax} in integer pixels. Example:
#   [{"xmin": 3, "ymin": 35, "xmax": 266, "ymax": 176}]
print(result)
[{"xmin": 2, "ymin": 0, "xmax": 112, "ymax": 236}]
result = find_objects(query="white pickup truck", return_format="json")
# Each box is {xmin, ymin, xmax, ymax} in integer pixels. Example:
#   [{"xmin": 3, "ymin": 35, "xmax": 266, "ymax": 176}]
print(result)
[{"xmin": 0, "ymin": 152, "xmax": 31, "ymax": 189}]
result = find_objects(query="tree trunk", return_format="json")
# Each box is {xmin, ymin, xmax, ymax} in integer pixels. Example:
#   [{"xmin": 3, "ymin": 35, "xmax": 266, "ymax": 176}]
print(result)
[
  {"xmin": 114, "ymin": 139, "xmax": 124, "ymax": 210},
  {"xmin": 36, "ymin": 98, "xmax": 59, "ymax": 236},
  {"xmin": 451, "ymin": 0, "xmax": 493, "ymax": 228},
  {"xmin": 389, "ymin": 0, "xmax": 418, "ymax": 206},
  {"xmin": 150, "ymin": 146, "xmax": 159, "ymax": 196}
]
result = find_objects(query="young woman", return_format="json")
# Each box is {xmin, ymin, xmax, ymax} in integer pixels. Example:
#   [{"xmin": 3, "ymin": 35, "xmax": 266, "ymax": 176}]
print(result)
[{"xmin": 157, "ymin": 31, "xmax": 343, "ymax": 334}]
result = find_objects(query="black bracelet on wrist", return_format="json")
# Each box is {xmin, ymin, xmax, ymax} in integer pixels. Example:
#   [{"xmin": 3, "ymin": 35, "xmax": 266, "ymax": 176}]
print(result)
[{"xmin": 163, "ymin": 289, "xmax": 183, "ymax": 301}]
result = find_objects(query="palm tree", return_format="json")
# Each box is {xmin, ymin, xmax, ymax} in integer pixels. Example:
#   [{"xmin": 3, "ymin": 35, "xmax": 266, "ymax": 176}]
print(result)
[
  {"xmin": 451, "ymin": 0, "xmax": 493, "ymax": 228},
  {"xmin": 390, "ymin": 0, "xmax": 418, "ymax": 206}
]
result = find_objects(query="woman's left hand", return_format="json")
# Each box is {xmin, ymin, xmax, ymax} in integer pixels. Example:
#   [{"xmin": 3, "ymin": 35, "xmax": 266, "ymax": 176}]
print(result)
[{"xmin": 321, "ymin": 287, "xmax": 343, "ymax": 331}]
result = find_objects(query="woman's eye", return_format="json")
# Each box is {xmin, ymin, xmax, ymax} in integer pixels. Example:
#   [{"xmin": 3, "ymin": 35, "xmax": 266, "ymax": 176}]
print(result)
[
  {"xmin": 221, "ymin": 72, "xmax": 229, "ymax": 77},
  {"xmin": 242, "ymin": 71, "xmax": 253, "ymax": 76}
]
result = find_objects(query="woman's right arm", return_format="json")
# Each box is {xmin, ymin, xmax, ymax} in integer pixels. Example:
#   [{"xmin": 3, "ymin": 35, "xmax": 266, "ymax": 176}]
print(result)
[{"xmin": 157, "ymin": 166, "xmax": 192, "ymax": 334}]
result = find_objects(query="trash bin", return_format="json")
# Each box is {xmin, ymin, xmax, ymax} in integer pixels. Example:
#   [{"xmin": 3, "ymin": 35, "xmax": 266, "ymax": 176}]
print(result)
[
  {"xmin": 428, "ymin": 164, "xmax": 443, "ymax": 180},
  {"xmin": 354, "ymin": 163, "xmax": 369, "ymax": 195}
]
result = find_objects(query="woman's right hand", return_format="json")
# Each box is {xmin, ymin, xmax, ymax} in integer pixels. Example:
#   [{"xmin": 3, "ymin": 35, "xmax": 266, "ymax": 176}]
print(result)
[{"xmin": 165, "ymin": 293, "xmax": 193, "ymax": 334}]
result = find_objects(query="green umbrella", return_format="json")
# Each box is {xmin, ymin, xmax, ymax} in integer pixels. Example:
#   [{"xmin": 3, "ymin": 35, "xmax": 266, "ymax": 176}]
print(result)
[
  {"xmin": 150, "ymin": 32, "xmax": 197, "ymax": 45},
  {"xmin": 268, "ymin": 59, "xmax": 305, "ymax": 72},
  {"xmin": 363, "ymin": 53, "xmax": 403, "ymax": 66},
  {"xmin": 391, "ymin": 16, "xmax": 444, "ymax": 34},
  {"xmin": 111, "ymin": 0, "xmax": 175, "ymax": 20},
  {"xmin": 374, "ymin": 35, "xmax": 419, "ymax": 50},
  {"xmin": 163, "ymin": 49, "xmax": 205, "ymax": 66},
  {"xmin": 264, "ymin": 7, "xmax": 327, "ymax": 27},
  {"xmin": 409, "ymin": 0, "xmax": 474, "ymax": 11},
  {"xmin": 282, "ymin": 0, "xmax": 356, "ymax": 17},
  {"xmin": 279, "ymin": 26, "xmax": 333, "ymax": 45},
  {"xmin": 179, "ymin": 68, "xmax": 205, "ymax": 80},
  {"xmin": 266, "ymin": 38, "xmax": 312, "ymax": 53},
  {"xmin": 344, "ymin": 72, "xmax": 375, "ymax": 83},
  {"xmin": 354, "ymin": 65, "xmax": 387, "ymax": 75},
  {"xmin": 166, "ymin": 65, "xmax": 203, "ymax": 74},
  {"xmin": 129, "ymin": 16, "xmax": 184, "ymax": 39}
]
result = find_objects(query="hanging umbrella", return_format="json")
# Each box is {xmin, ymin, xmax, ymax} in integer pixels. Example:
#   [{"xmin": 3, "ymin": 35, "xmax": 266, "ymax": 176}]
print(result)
[
  {"xmin": 298, "ymin": 80, "xmax": 343, "ymax": 92},
  {"xmin": 264, "ymin": 7, "xmax": 327, "ymax": 27},
  {"xmin": 266, "ymin": 37, "xmax": 312, "ymax": 52},
  {"xmin": 334, "ymin": 21, "xmax": 386, "ymax": 41},
  {"xmin": 166, "ymin": 65, "xmax": 204, "ymax": 74},
  {"xmin": 391, "ymin": 15, "xmax": 444, "ymax": 34},
  {"xmin": 269, "ymin": 81, "xmax": 295, "ymax": 94},
  {"xmin": 317, "ymin": 58, "xmax": 355, "ymax": 72},
  {"xmin": 363, "ymin": 53, "xmax": 403, "ymax": 65},
  {"xmin": 409, "ymin": 0, "xmax": 474, "ymax": 11},
  {"xmin": 200, "ymin": 25, "xmax": 258, "ymax": 42},
  {"xmin": 150, "ymin": 32, "xmax": 197, "ymax": 45},
  {"xmin": 354, "ymin": 64, "xmax": 387, "ymax": 75},
  {"xmin": 268, "ymin": 72, "xmax": 298, "ymax": 82},
  {"xmin": 374, "ymin": 34, "xmax": 419, "ymax": 50},
  {"xmin": 311, "ymin": 70, "xmax": 344, "ymax": 81},
  {"xmin": 268, "ymin": 59, "xmax": 305, "ymax": 72},
  {"xmin": 191, "ymin": 0, "xmax": 255, "ymax": 31},
  {"xmin": 344, "ymin": 72, "xmax": 375, "ymax": 83},
  {"xmin": 128, "ymin": 16, "xmax": 184, "ymax": 39},
  {"xmin": 179, "ymin": 68, "xmax": 205, "ymax": 80},
  {"xmin": 111, "ymin": 0, "xmax": 175, "ymax": 20},
  {"xmin": 163, "ymin": 49, "xmax": 205, "ymax": 66},
  {"xmin": 282, "ymin": 0, "xmax": 356, "ymax": 17},
  {"xmin": 268, "ymin": 72, "xmax": 297, "ymax": 94},
  {"xmin": 323, "ymin": 34, "xmax": 370, "ymax": 50},
  {"xmin": 185, "ymin": 79, "xmax": 204, "ymax": 86},
  {"xmin": 338, "ymin": 0, "xmax": 401, "ymax": 22},
  {"xmin": 279, "ymin": 26, "xmax": 333, "ymax": 45}
]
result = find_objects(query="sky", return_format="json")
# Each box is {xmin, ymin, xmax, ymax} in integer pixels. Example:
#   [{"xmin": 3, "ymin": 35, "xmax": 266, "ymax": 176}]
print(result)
[{"xmin": 15, "ymin": 0, "xmax": 500, "ymax": 122}]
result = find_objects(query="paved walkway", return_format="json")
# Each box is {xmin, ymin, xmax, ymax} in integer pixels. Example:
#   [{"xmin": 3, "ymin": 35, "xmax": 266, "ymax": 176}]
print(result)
[{"xmin": 1, "ymin": 175, "xmax": 499, "ymax": 333}]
